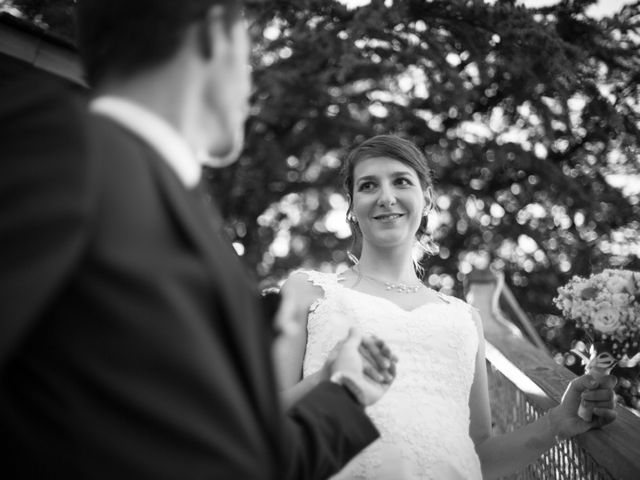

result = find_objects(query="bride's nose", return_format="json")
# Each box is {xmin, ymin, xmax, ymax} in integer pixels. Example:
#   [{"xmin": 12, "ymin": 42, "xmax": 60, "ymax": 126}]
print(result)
[{"xmin": 377, "ymin": 183, "xmax": 397, "ymax": 207}]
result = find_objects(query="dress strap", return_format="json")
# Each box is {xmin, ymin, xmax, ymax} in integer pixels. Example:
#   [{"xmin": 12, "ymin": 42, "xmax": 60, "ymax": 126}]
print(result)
[
  {"xmin": 291, "ymin": 269, "xmax": 343, "ymax": 314},
  {"xmin": 294, "ymin": 269, "xmax": 341, "ymax": 293}
]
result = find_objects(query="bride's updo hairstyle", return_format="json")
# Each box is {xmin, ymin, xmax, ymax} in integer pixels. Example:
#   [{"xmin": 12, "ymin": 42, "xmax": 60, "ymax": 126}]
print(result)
[{"xmin": 341, "ymin": 134, "xmax": 437, "ymax": 269}]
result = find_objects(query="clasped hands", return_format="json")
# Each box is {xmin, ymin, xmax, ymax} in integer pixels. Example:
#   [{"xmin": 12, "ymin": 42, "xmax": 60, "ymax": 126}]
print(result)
[
  {"xmin": 322, "ymin": 327, "xmax": 398, "ymax": 407},
  {"xmin": 271, "ymin": 290, "xmax": 397, "ymax": 406}
]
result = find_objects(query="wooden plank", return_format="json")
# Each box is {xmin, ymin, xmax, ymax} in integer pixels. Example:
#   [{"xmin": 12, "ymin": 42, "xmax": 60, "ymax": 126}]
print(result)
[
  {"xmin": 485, "ymin": 340, "xmax": 557, "ymax": 412},
  {"xmin": 500, "ymin": 281, "xmax": 548, "ymax": 351}
]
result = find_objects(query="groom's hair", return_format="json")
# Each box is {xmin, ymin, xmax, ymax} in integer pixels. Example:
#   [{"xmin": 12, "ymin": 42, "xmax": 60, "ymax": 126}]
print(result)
[{"xmin": 76, "ymin": 0, "xmax": 243, "ymax": 86}]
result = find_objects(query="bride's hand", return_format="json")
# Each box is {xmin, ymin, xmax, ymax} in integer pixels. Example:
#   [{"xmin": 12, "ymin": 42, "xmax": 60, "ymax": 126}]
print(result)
[
  {"xmin": 359, "ymin": 334, "xmax": 398, "ymax": 384},
  {"xmin": 319, "ymin": 333, "xmax": 398, "ymax": 383},
  {"xmin": 327, "ymin": 327, "xmax": 397, "ymax": 406},
  {"xmin": 549, "ymin": 374, "xmax": 617, "ymax": 440}
]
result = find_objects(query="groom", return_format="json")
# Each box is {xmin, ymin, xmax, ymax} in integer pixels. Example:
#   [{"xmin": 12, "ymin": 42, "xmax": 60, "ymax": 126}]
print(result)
[{"xmin": 0, "ymin": 0, "xmax": 396, "ymax": 478}]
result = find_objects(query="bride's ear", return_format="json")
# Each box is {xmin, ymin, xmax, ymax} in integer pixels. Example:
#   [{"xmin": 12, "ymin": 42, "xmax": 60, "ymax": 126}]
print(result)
[{"xmin": 423, "ymin": 187, "xmax": 434, "ymax": 215}]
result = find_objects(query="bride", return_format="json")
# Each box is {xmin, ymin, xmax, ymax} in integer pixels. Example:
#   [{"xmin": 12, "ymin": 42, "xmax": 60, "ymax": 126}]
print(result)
[{"xmin": 274, "ymin": 135, "xmax": 617, "ymax": 479}]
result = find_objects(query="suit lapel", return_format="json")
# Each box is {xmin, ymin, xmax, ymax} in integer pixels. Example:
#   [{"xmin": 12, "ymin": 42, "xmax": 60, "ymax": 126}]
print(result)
[{"xmin": 148, "ymin": 153, "xmax": 281, "ymax": 441}]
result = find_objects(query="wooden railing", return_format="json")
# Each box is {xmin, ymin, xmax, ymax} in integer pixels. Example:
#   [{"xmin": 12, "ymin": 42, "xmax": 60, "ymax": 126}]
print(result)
[{"xmin": 465, "ymin": 269, "xmax": 640, "ymax": 480}]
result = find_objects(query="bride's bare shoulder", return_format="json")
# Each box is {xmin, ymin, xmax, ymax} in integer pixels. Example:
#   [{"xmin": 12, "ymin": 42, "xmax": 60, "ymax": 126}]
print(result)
[{"xmin": 281, "ymin": 270, "xmax": 325, "ymax": 309}]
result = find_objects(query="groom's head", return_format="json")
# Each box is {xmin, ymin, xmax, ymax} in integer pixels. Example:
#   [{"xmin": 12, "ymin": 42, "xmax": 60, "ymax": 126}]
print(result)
[
  {"xmin": 76, "ymin": 0, "xmax": 244, "ymax": 86},
  {"xmin": 76, "ymin": 0, "xmax": 252, "ymax": 165}
]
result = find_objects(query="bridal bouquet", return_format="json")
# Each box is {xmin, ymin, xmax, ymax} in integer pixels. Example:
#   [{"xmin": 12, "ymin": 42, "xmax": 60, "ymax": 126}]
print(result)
[{"xmin": 554, "ymin": 269, "xmax": 640, "ymax": 419}]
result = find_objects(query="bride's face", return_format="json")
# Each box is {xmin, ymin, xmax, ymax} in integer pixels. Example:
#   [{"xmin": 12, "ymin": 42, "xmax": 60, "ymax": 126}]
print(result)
[{"xmin": 351, "ymin": 156, "xmax": 426, "ymax": 251}]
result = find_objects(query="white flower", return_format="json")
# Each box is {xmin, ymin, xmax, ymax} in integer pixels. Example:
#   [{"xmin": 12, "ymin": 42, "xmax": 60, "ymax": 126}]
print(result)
[
  {"xmin": 610, "ymin": 293, "xmax": 629, "ymax": 308},
  {"xmin": 591, "ymin": 308, "xmax": 622, "ymax": 334},
  {"xmin": 605, "ymin": 275, "xmax": 629, "ymax": 294}
]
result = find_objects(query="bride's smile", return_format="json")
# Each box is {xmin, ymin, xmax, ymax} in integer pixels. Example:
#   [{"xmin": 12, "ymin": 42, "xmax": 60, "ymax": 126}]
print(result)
[{"xmin": 372, "ymin": 213, "xmax": 405, "ymax": 222}]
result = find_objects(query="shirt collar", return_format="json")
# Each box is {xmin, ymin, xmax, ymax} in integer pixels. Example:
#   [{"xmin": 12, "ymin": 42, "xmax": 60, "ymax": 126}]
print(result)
[{"xmin": 89, "ymin": 96, "xmax": 201, "ymax": 188}]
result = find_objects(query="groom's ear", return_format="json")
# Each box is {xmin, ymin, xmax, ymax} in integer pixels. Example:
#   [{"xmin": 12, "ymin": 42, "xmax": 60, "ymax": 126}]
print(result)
[
  {"xmin": 197, "ymin": 16, "xmax": 213, "ymax": 59},
  {"xmin": 197, "ymin": 5, "xmax": 235, "ymax": 60}
]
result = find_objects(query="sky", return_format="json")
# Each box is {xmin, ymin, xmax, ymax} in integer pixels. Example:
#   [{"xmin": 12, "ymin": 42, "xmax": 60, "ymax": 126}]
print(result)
[
  {"xmin": 339, "ymin": 0, "xmax": 637, "ymax": 18},
  {"xmin": 515, "ymin": 0, "xmax": 636, "ymax": 17}
]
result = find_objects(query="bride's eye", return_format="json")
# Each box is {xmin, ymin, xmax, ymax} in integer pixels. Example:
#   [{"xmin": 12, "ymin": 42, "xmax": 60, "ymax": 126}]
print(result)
[
  {"xmin": 358, "ymin": 181, "xmax": 376, "ymax": 191},
  {"xmin": 395, "ymin": 177, "xmax": 413, "ymax": 186}
]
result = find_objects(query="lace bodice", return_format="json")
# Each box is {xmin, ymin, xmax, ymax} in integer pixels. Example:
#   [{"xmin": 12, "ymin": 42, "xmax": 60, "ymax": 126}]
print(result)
[{"xmin": 301, "ymin": 270, "xmax": 483, "ymax": 480}]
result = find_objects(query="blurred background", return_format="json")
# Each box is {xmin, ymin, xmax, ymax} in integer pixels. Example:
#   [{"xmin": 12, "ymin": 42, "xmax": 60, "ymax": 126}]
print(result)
[{"xmin": 1, "ymin": 0, "xmax": 639, "ymax": 407}]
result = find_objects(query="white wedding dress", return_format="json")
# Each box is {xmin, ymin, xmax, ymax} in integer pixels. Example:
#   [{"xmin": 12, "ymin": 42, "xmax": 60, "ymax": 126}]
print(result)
[{"xmin": 301, "ymin": 270, "xmax": 483, "ymax": 480}]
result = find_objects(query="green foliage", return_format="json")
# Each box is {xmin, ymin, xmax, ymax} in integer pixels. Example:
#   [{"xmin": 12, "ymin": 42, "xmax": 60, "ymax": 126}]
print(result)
[
  {"xmin": 222, "ymin": 0, "xmax": 640, "ymax": 302},
  {"xmin": 6, "ymin": 1, "xmax": 640, "ymax": 392},
  {"xmin": 1, "ymin": 0, "xmax": 76, "ymax": 41}
]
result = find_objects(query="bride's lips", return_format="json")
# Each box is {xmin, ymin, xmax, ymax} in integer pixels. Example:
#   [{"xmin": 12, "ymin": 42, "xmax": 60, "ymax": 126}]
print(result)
[{"xmin": 373, "ymin": 213, "xmax": 405, "ymax": 222}]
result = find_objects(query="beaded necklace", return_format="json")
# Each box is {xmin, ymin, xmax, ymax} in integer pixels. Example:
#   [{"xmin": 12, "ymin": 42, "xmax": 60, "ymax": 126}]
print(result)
[{"xmin": 352, "ymin": 265, "xmax": 424, "ymax": 294}]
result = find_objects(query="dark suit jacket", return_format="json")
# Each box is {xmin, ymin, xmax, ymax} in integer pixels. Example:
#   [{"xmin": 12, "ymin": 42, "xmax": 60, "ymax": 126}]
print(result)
[{"xmin": 0, "ymin": 75, "xmax": 377, "ymax": 479}]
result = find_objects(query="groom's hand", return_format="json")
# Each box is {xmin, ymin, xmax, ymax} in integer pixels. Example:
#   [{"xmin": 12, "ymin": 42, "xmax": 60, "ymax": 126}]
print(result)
[{"xmin": 328, "ymin": 327, "xmax": 397, "ymax": 406}]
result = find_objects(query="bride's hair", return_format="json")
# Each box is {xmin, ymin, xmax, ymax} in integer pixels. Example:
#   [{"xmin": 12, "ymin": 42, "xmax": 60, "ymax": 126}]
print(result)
[{"xmin": 341, "ymin": 135, "xmax": 438, "ymax": 276}]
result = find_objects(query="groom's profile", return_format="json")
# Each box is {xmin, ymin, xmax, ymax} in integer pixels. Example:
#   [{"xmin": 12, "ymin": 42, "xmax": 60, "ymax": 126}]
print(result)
[{"xmin": 0, "ymin": 0, "xmax": 392, "ymax": 478}]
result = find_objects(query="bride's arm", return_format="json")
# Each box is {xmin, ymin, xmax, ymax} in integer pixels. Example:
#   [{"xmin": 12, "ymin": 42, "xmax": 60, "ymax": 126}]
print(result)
[
  {"xmin": 273, "ymin": 272, "xmax": 329, "ymax": 409},
  {"xmin": 469, "ymin": 310, "xmax": 617, "ymax": 480},
  {"xmin": 468, "ymin": 309, "xmax": 559, "ymax": 479}
]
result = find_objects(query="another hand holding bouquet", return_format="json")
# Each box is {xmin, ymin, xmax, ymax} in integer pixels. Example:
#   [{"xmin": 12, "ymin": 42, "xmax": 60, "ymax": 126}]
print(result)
[{"xmin": 554, "ymin": 269, "xmax": 640, "ymax": 420}]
